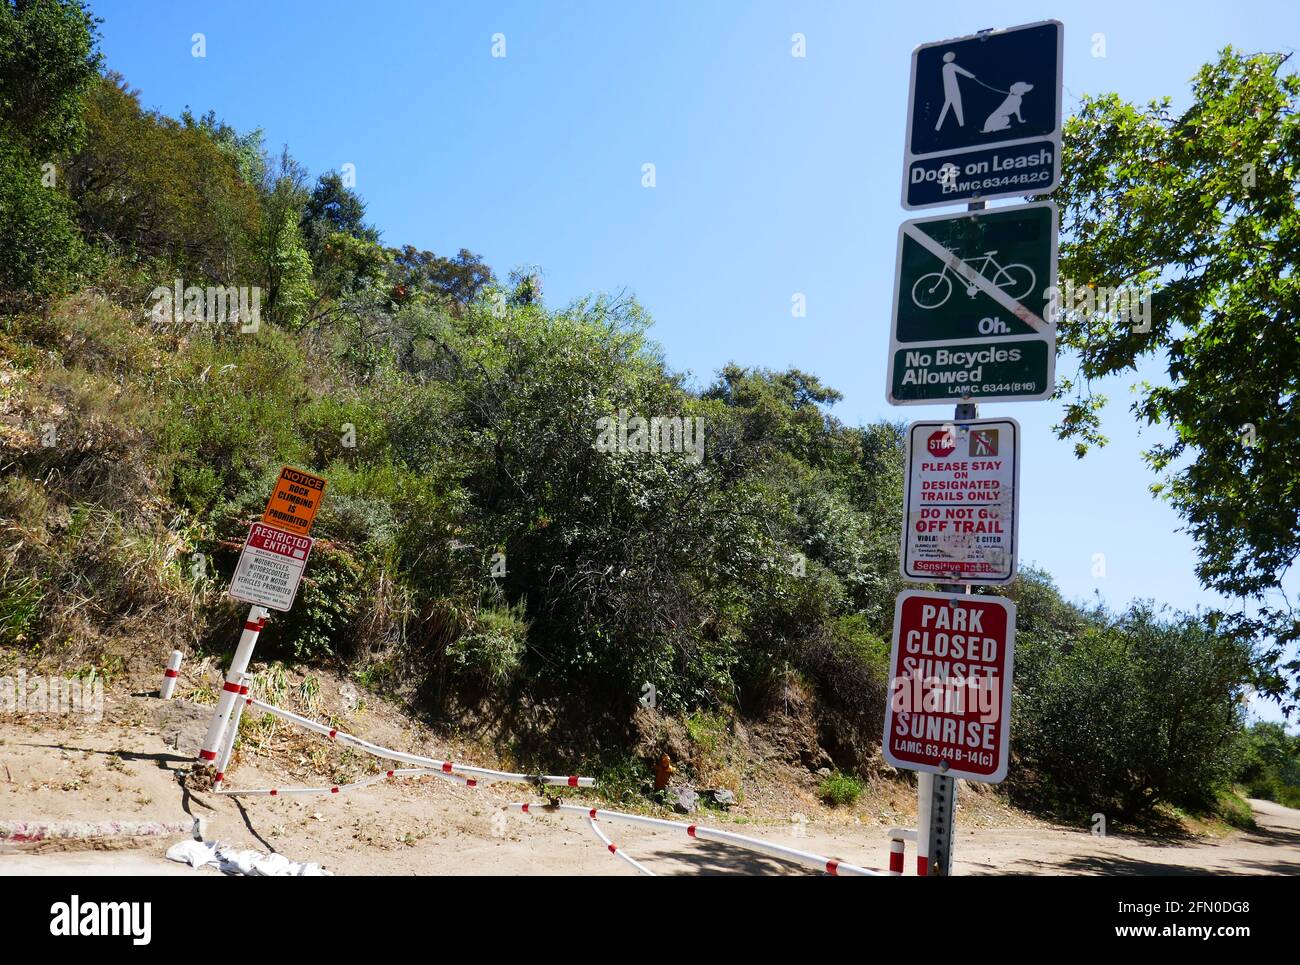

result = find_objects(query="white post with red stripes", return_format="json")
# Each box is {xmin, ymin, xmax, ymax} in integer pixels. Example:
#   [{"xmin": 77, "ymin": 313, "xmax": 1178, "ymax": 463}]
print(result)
[
  {"xmin": 916, "ymin": 771, "xmax": 933, "ymax": 876},
  {"xmin": 159, "ymin": 650, "xmax": 183, "ymax": 699},
  {"xmin": 198, "ymin": 605, "xmax": 268, "ymax": 768},
  {"xmin": 213, "ymin": 673, "xmax": 250, "ymax": 787}
]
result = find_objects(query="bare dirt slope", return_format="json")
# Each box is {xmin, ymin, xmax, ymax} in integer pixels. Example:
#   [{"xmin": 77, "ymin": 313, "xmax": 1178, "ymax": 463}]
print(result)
[{"xmin": 2, "ymin": 686, "xmax": 1298, "ymax": 876}]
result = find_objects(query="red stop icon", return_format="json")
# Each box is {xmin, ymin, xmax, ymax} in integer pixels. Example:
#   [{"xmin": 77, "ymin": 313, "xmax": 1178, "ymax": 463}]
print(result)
[{"xmin": 927, "ymin": 430, "xmax": 956, "ymax": 457}]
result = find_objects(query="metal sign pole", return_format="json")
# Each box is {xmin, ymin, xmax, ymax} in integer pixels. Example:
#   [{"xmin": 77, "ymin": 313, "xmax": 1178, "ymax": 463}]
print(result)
[{"xmin": 916, "ymin": 197, "xmax": 987, "ymax": 876}]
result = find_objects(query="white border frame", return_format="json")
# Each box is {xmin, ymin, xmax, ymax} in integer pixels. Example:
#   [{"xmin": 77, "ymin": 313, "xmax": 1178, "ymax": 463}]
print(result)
[
  {"xmin": 883, "ymin": 589, "xmax": 1016, "ymax": 783},
  {"xmin": 900, "ymin": 418, "xmax": 1020, "ymax": 585},
  {"xmin": 900, "ymin": 19, "xmax": 1063, "ymax": 210},
  {"xmin": 885, "ymin": 199, "xmax": 1057, "ymax": 406}
]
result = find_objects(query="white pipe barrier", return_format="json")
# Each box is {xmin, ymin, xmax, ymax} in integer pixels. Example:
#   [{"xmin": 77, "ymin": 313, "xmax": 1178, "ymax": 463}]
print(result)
[
  {"xmin": 199, "ymin": 606, "xmax": 269, "ymax": 763},
  {"xmin": 1, "ymin": 818, "xmax": 203, "ymax": 843},
  {"xmin": 510, "ymin": 802, "xmax": 881, "ymax": 876},
  {"xmin": 213, "ymin": 674, "xmax": 249, "ymax": 787},
  {"xmin": 212, "ymin": 693, "xmax": 594, "ymax": 792},
  {"xmin": 213, "ymin": 766, "xmax": 479, "ymax": 798},
  {"xmin": 159, "ymin": 650, "xmax": 183, "ymax": 699},
  {"xmin": 916, "ymin": 771, "xmax": 933, "ymax": 876},
  {"xmin": 586, "ymin": 816, "xmax": 656, "ymax": 876},
  {"xmin": 888, "ymin": 827, "xmax": 918, "ymax": 875}
]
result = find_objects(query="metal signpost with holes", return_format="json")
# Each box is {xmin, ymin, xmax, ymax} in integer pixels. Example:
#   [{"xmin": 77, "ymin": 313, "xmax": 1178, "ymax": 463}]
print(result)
[
  {"xmin": 902, "ymin": 20, "xmax": 1063, "ymax": 209},
  {"xmin": 885, "ymin": 20, "xmax": 1061, "ymax": 876}
]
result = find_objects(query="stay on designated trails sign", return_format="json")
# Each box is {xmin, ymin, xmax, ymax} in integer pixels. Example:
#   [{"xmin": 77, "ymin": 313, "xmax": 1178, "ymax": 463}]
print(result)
[
  {"xmin": 262, "ymin": 466, "xmax": 328, "ymax": 537},
  {"xmin": 902, "ymin": 20, "xmax": 1062, "ymax": 208},
  {"xmin": 883, "ymin": 590, "xmax": 1016, "ymax": 783},
  {"xmin": 886, "ymin": 201, "xmax": 1057, "ymax": 405},
  {"xmin": 902, "ymin": 418, "xmax": 1019, "ymax": 584}
]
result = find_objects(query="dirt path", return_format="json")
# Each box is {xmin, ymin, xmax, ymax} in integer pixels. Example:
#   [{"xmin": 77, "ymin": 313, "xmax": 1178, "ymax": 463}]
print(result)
[{"xmin": 2, "ymin": 695, "xmax": 1298, "ymax": 876}]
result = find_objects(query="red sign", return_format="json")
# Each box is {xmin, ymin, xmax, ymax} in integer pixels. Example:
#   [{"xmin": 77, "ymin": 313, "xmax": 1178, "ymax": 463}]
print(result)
[
  {"xmin": 882, "ymin": 590, "xmax": 1016, "ymax": 783},
  {"xmin": 926, "ymin": 429, "xmax": 955, "ymax": 457}
]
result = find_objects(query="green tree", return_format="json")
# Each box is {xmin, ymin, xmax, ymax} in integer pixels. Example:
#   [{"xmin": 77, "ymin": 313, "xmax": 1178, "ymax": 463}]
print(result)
[
  {"xmin": 0, "ymin": 0, "xmax": 101, "ymax": 157},
  {"xmin": 256, "ymin": 150, "xmax": 314, "ymax": 326},
  {"xmin": 0, "ymin": 0, "xmax": 100, "ymax": 303},
  {"xmin": 1052, "ymin": 49, "xmax": 1300, "ymax": 709},
  {"xmin": 67, "ymin": 75, "xmax": 261, "ymax": 282}
]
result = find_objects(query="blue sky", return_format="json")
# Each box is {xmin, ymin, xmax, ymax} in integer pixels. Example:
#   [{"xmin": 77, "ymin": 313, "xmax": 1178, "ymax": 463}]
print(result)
[{"xmin": 94, "ymin": 1, "xmax": 1297, "ymax": 722}]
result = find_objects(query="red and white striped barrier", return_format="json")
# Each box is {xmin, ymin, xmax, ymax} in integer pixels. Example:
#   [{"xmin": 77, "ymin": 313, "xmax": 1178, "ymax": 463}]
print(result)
[
  {"xmin": 509, "ymin": 802, "xmax": 881, "ymax": 876},
  {"xmin": 159, "ymin": 650, "xmax": 183, "ymax": 700},
  {"xmin": 586, "ymin": 816, "xmax": 655, "ymax": 876},
  {"xmin": 209, "ymin": 690, "xmax": 594, "ymax": 795},
  {"xmin": 199, "ymin": 606, "xmax": 269, "ymax": 764},
  {"xmin": 887, "ymin": 827, "xmax": 919, "ymax": 875}
]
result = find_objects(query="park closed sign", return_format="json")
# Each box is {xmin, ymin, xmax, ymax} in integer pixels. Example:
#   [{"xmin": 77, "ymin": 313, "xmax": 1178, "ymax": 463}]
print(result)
[
  {"xmin": 883, "ymin": 590, "xmax": 1015, "ymax": 783},
  {"xmin": 902, "ymin": 20, "xmax": 1063, "ymax": 208},
  {"xmin": 887, "ymin": 201, "xmax": 1057, "ymax": 405},
  {"xmin": 902, "ymin": 418, "xmax": 1019, "ymax": 584}
]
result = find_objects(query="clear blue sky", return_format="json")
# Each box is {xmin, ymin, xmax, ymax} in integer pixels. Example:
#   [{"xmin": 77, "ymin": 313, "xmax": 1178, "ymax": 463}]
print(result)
[{"xmin": 94, "ymin": 1, "xmax": 1297, "ymax": 722}]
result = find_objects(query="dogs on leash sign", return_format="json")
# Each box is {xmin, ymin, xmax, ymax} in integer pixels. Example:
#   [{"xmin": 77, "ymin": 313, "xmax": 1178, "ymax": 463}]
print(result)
[{"xmin": 883, "ymin": 590, "xmax": 1015, "ymax": 783}]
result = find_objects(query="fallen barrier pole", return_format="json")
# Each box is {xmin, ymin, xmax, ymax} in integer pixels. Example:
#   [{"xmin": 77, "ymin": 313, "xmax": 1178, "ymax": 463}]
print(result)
[
  {"xmin": 212, "ymin": 674, "xmax": 249, "ymax": 788},
  {"xmin": 1, "ymin": 818, "xmax": 202, "ymax": 844},
  {"xmin": 510, "ymin": 802, "xmax": 881, "ymax": 876},
  {"xmin": 586, "ymin": 816, "xmax": 656, "ymax": 876},
  {"xmin": 213, "ymin": 766, "xmax": 479, "ymax": 798},
  {"xmin": 211, "ymin": 692, "xmax": 594, "ymax": 790}
]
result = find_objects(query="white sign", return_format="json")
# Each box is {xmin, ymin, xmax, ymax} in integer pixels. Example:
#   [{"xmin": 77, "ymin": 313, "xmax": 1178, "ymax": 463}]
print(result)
[
  {"xmin": 901, "ymin": 418, "xmax": 1019, "ymax": 584},
  {"xmin": 229, "ymin": 522, "xmax": 313, "ymax": 612}
]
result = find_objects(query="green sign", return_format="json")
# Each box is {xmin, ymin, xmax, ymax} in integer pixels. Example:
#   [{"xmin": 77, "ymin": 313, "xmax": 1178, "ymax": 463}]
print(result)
[{"xmin": 886, "ymin": 201, "xmax": 1057, "ymax": 405}]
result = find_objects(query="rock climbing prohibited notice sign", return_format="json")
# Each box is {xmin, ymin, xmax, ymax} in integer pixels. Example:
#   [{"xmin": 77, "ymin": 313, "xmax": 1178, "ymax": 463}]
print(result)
[
  {"xmin": 883, "ymin": 590, "xmax": 1015, "ymax": 783},
  {"xmin": 229, "ymin": 522, "xmax": 314, "ymax": 612},
  {"xmin": 902, "ymin": 20, "xmax": 1062, "ymax": 208},
  {"xmin": 901, "ymin": 418, "xmax": 1019, "ymax": 584},
  {"xmin": 886, "ymin": 201, "xmax": 1057, "ymax": 405},
  {"xmin": 262, "ymin": 466, "xmax": 328, "ymax": 537}
]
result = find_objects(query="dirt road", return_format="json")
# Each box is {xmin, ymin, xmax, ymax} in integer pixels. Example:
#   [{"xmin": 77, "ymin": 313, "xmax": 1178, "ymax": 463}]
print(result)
[{"xmin": 2, "ymin": 698, "xmax": 1298, "ymax": 876}]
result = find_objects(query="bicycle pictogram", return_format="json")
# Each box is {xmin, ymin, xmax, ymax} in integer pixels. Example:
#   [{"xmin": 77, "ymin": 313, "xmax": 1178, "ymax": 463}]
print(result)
[{"xmin": 910, "ymin": 250, "xmax": 1036, "ymax": 310}]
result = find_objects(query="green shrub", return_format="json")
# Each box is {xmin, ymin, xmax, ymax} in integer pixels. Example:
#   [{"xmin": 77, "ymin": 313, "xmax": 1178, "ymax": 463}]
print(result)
[
  {"xmin": 445, "ymin": 603, "xmax": 528, "ymax": 688},
  {"xmin": 1013, "ymin": 604, "xmax": 1252, "ymax": 820},
  {"xmin": 819, "ymin": 772, "xmax": 864, "ymax": 807}
]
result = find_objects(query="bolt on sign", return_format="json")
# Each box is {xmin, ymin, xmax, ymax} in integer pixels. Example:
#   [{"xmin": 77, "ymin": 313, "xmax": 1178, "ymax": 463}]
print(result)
[
  {"xmin": 887, "ymin": 201, "xmax": 1057, "ymax": 405},
  {"xmin": 262, "ymin": 466, "xmax": 327, "ymax": 537},
  {"xmin": 883, "ymin": 590, "xmax": 1016, "ymax": 783},
  {"xmin": 902, "ymin": 20, "xmax": 1062, "ymax": 209},
  {"xmin": 902, "ymin": 418, "xmax": 1019, "ymax": 584},
  {"xmin": 229, "ymin": 523, "xmax": 314, "ymax": 612}
]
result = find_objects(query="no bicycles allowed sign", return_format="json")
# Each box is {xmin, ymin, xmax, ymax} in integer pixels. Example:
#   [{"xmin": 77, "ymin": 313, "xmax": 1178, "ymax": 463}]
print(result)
[{"xmin": 886, "ymin": 201, "xmax": 1057, "ymax": 405}]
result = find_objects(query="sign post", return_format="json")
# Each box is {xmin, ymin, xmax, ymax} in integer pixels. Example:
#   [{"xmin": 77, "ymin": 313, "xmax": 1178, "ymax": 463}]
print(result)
[
  {"xmin": 884, "ymin": 20, "xmax": 1062, "ymax": 874},
  {"xmin": 198, "ymin": 468, "xmax": 327, "ymax": 771}
]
